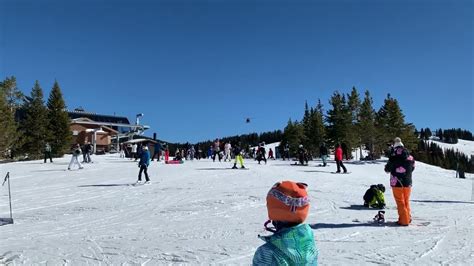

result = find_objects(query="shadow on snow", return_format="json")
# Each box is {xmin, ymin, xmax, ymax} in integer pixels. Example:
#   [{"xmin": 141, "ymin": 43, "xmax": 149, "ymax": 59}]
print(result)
[
  {"xmin": 78, "ymin": 183, "xmax": 133, "ymax": 187},
  {"xmin": 412, "ymin": 199, "xmax": 474, "ymax": 204}
]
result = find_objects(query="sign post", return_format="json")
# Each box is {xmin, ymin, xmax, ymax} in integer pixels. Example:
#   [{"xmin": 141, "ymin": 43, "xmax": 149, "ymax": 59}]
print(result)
[{"xmin": 1, "ymin": 172, "xmax": 13, "ymax": 225}]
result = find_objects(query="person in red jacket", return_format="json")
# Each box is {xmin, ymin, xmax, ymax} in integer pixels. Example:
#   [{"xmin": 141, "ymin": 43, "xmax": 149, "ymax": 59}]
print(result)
[{"xmin": 335, "ymin": 143, "xmax": 347, "ymax": 173}]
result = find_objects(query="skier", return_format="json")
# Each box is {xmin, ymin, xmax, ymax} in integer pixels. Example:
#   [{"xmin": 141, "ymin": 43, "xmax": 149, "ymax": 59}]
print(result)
[
  {"xmin": 253, "ymin": 181, "xmax": 318, "ymax": 265},
  {"xmin": 68, "ymin": 144, "xmax": 83, "ymax": 170},
  {"xmin": 319, "ymin": 142, "xmax": 328, "ymax": 166},
  {"xmin": 119, "ymin": 143, "xmax": 126, "ymax": 158},
  {"xmin": 152, "ymin": 141, "xmax": 162, "ymax": 161},
  {"xmin": 137, "ymin": 145, "xmax": 151, "ymax": 184},
  {"xmin": 212, "ymin": 139, "xmax": 221, "ymax": 162},
  {"xmin": 384, "ymin": 137, "xmax": 415, "ymax": 226},
  {"xmin": 363, "ymin": 184, "xmax": 386, "ymax": 209},
  {"xmin": 44, "ymin": 142, "xmax": 53, "ymax": 163},
  {"xmin": 267, "ymin": 148, "xmax": 275, "ymax": 160},
  {"xmin": 164, "ymin": 144, "xmax": 170, "ymax": 162},
  {"xmin": 82, "ymin": 142, "xmax": 92, "ymax": 163},
  {"xmin": 283, "ymin": 143, "xmax": 290, "ymax": 161},
  {"xmin": 232, "ymin": 142, "xmax": 245, "ymax": 169},
  {"xmin": 189, "ymin": 145, "xmax": 195, "ymax": 160},
  {"xmin": 335, "ymin": 143, "xmax": 347, "ymax": 173},
  {"xmin": 223, "ymin": 142, "xmax": 232, "ymax": 162},
  {"xmin": 131, "ymin": 143, "xmax": 138, "ymax": 160},
  {"xmin": 256, "ymin": 143, "xmax": 267, "ymax": 164}
]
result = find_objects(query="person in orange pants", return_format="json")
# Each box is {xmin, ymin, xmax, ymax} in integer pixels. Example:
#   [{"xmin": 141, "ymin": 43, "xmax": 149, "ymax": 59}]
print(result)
[
  {"xmin": 392, "ymin": 187, "xmax": 412, "ymax": 225},
  {"xmin": 385, "ymin": 137, "xmax": 415, "ymax": 226}
]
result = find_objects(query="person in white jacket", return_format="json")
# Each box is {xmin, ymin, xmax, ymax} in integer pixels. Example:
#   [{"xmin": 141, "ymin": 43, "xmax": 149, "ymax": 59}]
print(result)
[
  {"xmin": 68, "ymin": 144, "xmax": 84, "ymax": 170},
  {"xmin": 224, "ymin": 142, "xmax": 232, "ymax": 162},
  {"xmin": 131, "ymin": 143, "xmax": 138, "ymax": 160}
]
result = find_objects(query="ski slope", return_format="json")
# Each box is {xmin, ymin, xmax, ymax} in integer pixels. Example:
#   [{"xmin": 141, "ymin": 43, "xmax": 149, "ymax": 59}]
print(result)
[
  {"xmin": 1, "ymin": 152, "xmax": 473, "ymax": 264},
  {"xmin": 428, "ymin": 139, "xmax": 474, "ymax": 157}
]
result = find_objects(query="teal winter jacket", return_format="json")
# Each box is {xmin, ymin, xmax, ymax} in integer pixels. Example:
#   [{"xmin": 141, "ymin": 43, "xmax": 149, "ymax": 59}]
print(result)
[{"xmin": 253, "ymin": 224, "xmax": 318, "ymax": 265}]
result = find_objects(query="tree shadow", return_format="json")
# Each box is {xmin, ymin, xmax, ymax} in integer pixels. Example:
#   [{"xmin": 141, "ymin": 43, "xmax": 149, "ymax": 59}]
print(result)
[
  {"xmin": 78, "ymin": 183, "xmax": 132, "ymax": 187},
  {"xmin": 310, "ymin": 222, "xmax": 392, "ymax": 229},
  {"xmin": 412, "ymin": 199, "xmax": 474, "ymax": 204}
]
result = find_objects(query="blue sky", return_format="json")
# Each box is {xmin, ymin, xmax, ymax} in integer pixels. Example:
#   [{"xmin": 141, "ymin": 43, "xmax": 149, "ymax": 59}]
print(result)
[{"xmin": 1, "ymin": 0, "xmax": 472, "ymax": 143}]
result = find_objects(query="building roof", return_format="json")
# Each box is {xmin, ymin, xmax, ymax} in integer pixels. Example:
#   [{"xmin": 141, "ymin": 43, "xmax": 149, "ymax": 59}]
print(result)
[
  {"xmin": 68, "ymin": 110, "xmax": 130, "ymax": 124},
  {"xmin": 70, "ymin": 118, "xmax": 119, "ymax": 134}
]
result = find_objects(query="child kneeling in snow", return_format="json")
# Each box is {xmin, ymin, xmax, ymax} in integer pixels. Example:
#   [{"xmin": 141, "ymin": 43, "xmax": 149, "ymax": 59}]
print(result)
[
  {"xmin": 363, "ymin": 184, "xmax": 386, "ymax": 209},
  {"xmin": 253, "ymin": 181, "xmax": 318, "ymax": 265}
]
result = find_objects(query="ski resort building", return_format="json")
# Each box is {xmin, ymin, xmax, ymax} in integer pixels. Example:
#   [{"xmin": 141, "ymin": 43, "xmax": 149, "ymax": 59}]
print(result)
[{"xmin": 67, "ymin": 109, "xmax": 150, "ymax": 154}]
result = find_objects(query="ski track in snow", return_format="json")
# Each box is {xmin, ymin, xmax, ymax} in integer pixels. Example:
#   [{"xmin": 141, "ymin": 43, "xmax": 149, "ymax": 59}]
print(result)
[{"xmin": 1, "ymin": 152, "xmax": 474, "ymax": 264}]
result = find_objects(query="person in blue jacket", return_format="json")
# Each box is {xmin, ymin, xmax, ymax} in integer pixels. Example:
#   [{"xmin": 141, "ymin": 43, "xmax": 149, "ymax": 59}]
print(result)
[
  {"xmin": 137, "ymin": 145, "xmax": 151, "ymax": 184},
  {"xmin": 152, "ymin": 141, "xmax": 163, "ymax": 161}
]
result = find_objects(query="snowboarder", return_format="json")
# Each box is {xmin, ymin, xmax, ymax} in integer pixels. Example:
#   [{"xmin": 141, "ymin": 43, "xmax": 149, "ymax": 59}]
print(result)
[
  {"xmin": 297, "ymin": 144, "xmax": 308, "ymax": 165},
  {"xmin": 44, "ymin": 142, "xmax": 53, "ymax": 163},
  {"xmin": 68, "ymin": 144, "xmax": 83, "ymax": 170},
  {"xmin": 253, "ymin": 181, "xmax": 318, "ymax": 265},
  {"xmin": 319, "ymin": 142, "xmax": 328, "ymax": 166},
  {"xmin": 232, "ymin": 142, "xmax": 245, "ymax": 169},
  {"xmin": 363, "ymin": 184, "xmax": 386, "ymax": 209},
  {"xmin": 335, "ymin": 143, "xmax": 347, "ymax": 173},
  {"xmin": 384, "ymin": 137, "xmax": 415, "ymax": 226},
  {"xmin": 137, "ymin": 145, "xmax": 151, "ymax": 184}
]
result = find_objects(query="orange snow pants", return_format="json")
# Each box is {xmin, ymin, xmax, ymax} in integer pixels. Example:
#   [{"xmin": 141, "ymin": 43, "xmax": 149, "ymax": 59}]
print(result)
[{"xmin": 392, "ymin": 187, "xmax": 412, "ymax": 225}]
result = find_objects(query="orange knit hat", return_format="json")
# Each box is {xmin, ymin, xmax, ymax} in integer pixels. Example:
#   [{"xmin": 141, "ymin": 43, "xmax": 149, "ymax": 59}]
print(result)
[{"xmin": 266, "ymin": 181, "xmax": 310, "ymax": 223}]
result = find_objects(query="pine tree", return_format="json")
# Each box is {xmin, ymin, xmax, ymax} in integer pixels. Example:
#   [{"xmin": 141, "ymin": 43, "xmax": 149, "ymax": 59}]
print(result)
[
  {"xmin": 347, "ymin": 87, "xmax": 361, "ymax": 159},
  {"xmin": 19, "ymin": 81, "xmax": 49, "ymax": 159},
  {"xmin": 326, "ymin": 91, "xmax": 351, "ymax": 154},
  {"xmin": 305, "ymin": 99, "xmax": 326, "ymax": 156},
  {"xmin": 358, "ymin": 90, "xmax": 376, "ymax": 158},
  {"xmin": 283, "ymin": 119, "xmax": 305, "ymax": 156},
  {"xmin": 1, "ymin": 76, "xmax": 24, "ymax": 111},
  {"xmin": 375, "ymin": 94, "xmax": 417, "ymax": 153},
  {"xmin": 0, "ymin": 76, "xmax": 23, "ymax": 158},
  {"xmin": 302, "ymin": 101, "xmax": 311, "ymax": 152},
  {"xmin": 47, "ymin": 80, "xmax": 72, "ymax": 156},
  {"xmin": 0, "ymin": 82, "xmax": 18, "ymax": 158}
]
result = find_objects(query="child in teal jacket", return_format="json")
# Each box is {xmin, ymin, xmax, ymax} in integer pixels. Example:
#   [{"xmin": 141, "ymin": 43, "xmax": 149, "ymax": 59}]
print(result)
[{"xmin": 253, "ymin": 181, "xmax": 318, "ymax": 265}]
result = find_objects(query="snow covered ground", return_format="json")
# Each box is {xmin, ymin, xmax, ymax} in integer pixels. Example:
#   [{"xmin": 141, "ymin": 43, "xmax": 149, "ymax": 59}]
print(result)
[{"xmin": 1, "ymin": 152, "xmax": 473, "ymax": 265}]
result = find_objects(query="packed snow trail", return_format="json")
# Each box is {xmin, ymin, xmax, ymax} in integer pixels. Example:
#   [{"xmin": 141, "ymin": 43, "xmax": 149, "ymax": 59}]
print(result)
[{"xmin": 0, "ymin": 154, "xmax": 473, "ymax": 264}]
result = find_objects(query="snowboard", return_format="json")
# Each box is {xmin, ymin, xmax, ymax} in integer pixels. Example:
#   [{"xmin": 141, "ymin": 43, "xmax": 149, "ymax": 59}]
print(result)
[
  {"xmin": 291, "ymin": 163, "xmax": 309, "ymax": 166},
  {"xmin": 165, "ymin": 160, "xmax": 184, "ymax": 164},
  {"xmin": 131, "ymin": 182, "xmax": 153, "ymax": 186},
  {"xmin": 352, "ymin": 219, "xmax": 431, "ymax": 227}
]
